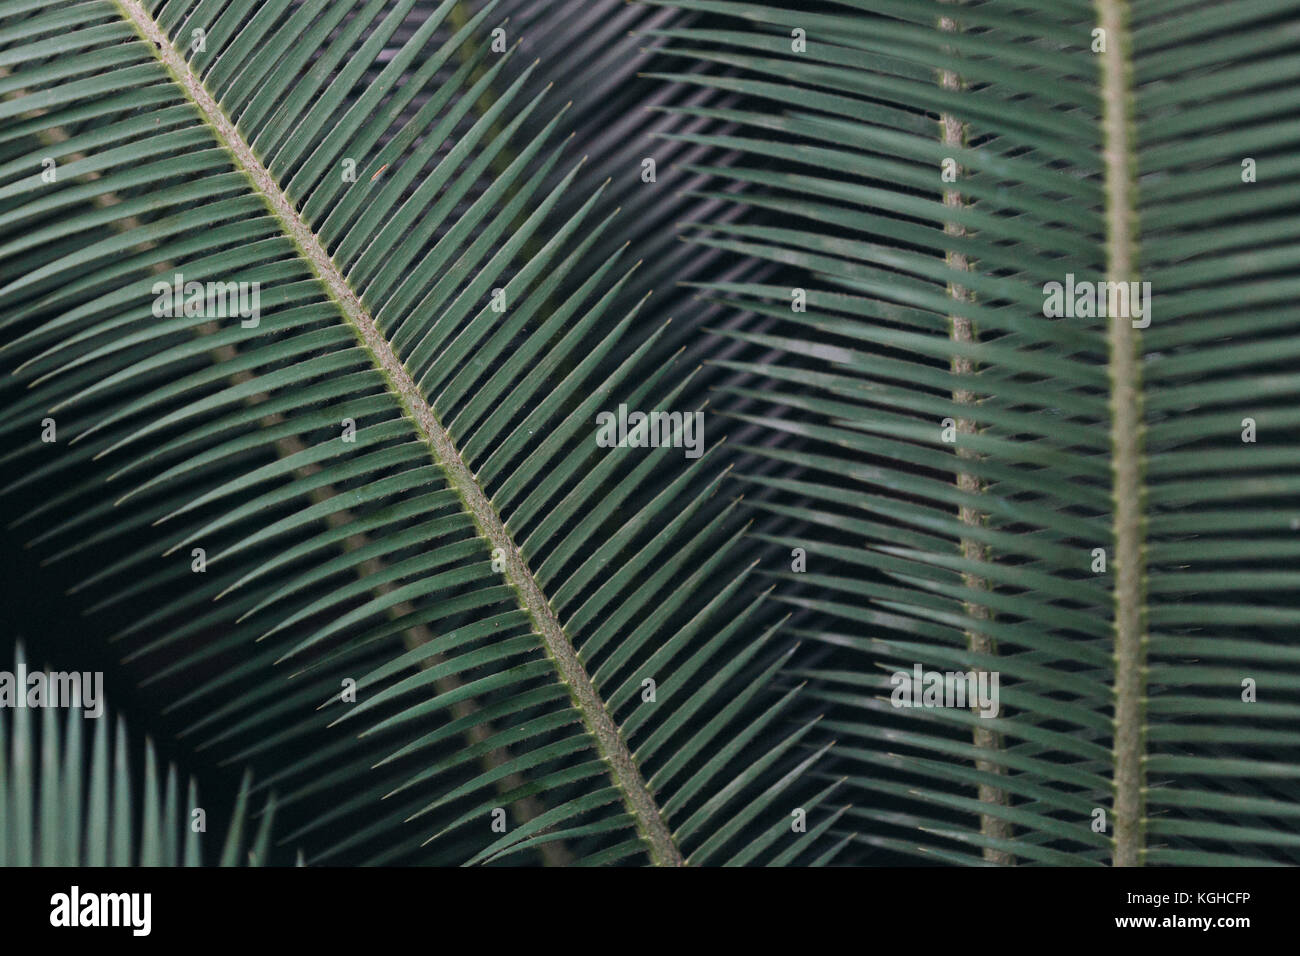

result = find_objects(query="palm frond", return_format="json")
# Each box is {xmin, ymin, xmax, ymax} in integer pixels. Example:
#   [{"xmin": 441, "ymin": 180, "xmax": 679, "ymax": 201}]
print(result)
[
  {"xmin": 650, "ymin": 0, "xmax": 1300, "ymax": 865},
  {"xmin": 0, "ymin": 644, "xmax": 275, "ymax": 865},
  {"xmin": 0, "ymin": 0, "xmax": 828, "ymax": 865}
]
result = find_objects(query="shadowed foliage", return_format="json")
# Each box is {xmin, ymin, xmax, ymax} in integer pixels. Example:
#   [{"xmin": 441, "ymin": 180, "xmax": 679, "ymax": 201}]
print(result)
[{"xmin": 2, "ymin": 0, "xmax": 1297, "ymax": 868}]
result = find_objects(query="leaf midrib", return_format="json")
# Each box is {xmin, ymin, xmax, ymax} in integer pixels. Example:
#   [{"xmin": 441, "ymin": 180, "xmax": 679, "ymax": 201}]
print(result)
[
  {"xmin": 1096, "ymin": 0, "xmax": 1147, "ymax": 868},
  {"xmin": 113, "ymin": 0, "xmax": 684, "ymax": 866},
  {"xmin": 937, "ymin": 2, "xmax": 1014, "ymax": 867}
]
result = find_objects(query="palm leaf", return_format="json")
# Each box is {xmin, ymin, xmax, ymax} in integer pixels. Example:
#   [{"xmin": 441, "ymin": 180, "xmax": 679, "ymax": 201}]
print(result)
[
  {"xmin": 0, "ymin": 644, "xmax": 276, "ymax": 865},
  {"xmin": 0, "ymin": 0, "xmax": 830, "ymax": 865},
  {"xmin": 649, "ymin": 0, "xmax": 1300, "ymax": 865}
]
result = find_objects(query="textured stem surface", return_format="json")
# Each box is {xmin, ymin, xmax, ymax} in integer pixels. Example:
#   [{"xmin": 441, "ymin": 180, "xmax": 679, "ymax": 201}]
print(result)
[
  {"xmin": 1096, "ymin": 0, "xmax": 1147, "ymax": 868},
  {"xmin": 938, "ymin": 5, "xmax": 1014, "ymax": 866}
]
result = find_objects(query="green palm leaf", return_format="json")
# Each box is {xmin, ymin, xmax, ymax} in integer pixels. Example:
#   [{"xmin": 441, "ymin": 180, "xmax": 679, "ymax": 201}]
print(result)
[
  {"xmin": 649, "ymin": 0, "xmax": 1300, "ymax": 865},
  {"xmin": 0, "ymin": 0, "xmax": 830, "ymax": 865},
  {"xmin": 0, "ymin": 644, "xmax": 275, "ymax": 866}
]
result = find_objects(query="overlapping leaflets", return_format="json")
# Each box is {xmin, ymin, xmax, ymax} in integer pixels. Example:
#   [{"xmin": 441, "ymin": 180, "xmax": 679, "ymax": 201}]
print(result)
[{"xmin": 0, "ymin": 0, "xmax": 830, "ymax": 865}]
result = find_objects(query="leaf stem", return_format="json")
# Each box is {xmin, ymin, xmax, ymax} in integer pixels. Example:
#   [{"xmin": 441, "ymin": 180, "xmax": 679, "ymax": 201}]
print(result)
[
  {"xmin": 938, "ymin": 4, "xmax": 1013, "ymax": 866},
  {"xmin": 1095, "ymin": 0, "xmax": 1147, "ymax": 868}
]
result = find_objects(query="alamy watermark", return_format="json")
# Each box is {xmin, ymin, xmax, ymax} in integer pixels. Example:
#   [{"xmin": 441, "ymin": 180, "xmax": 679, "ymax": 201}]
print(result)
[
  {"xmin": 890, "ymin": 664, "xmax": 1000, "ymax": 718},
  {"xmin": 1042, "ymin": 273, "xmax": 1151, "ymax": 328},
  {"xmin": 50, "ymin": 887, "xmax": 150, "ymax": 936},
  {"xmin": 152, "ymin": 272, "xmax": 260, "ymax": 328},
  {"xmin": 595, "ymin": 404, "xmax": 704, "ymax": 459},
  {"xmin": 0, "ymin": 664, "xmax": 104, "ymax": 718}
]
